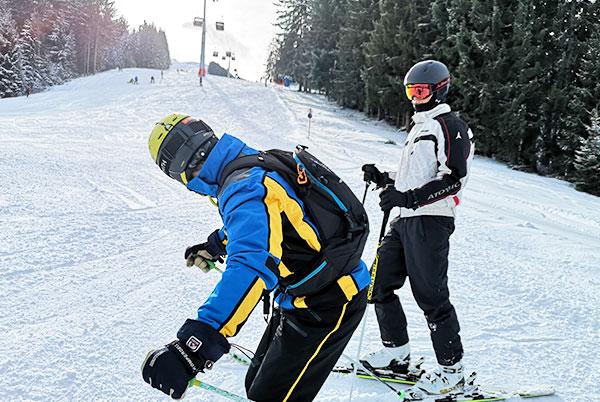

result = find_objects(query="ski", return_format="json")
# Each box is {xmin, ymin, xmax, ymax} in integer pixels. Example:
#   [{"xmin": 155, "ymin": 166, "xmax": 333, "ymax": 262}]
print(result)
[
  {"xmin": 397, "ymin": 388, "xmax": 555, "ymax": 402},
  {"xmin": 331, "ymin": 363, "xmax": 422, "ymax": 385},
  {"xmin": 234, "ymin": 353, "xmax": 554, "ymax": 401},
  {"xmin": 397, "ymin": 373, "xmax": 555, "ymax": 402}
]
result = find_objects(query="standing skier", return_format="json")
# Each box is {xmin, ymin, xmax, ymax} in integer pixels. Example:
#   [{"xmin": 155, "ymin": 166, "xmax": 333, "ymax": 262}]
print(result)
[
  {"xmin": 141, "ymin": 113, "xmax": 369, "ymax": 401},
  {"xmin": 361, "ymin": 60, "xmax": 474, "ymax": 395}
]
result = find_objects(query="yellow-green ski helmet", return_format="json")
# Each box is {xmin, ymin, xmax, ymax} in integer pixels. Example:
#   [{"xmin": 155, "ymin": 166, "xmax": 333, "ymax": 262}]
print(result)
[{"xmin": 148, "ymin": 113, "xmax": 218, "ymax": 184}]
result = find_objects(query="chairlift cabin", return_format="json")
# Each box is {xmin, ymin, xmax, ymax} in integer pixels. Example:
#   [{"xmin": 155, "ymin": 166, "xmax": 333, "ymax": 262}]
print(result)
[
  {"xmin": 222, "ymin": 56, "xmax": 226, "ymax": 60},
  {"xmin": 225, "ymin": 51, "xmax": 232, "ymax": 57},
  {"xmin": 216, "ymin": 21, "xmax": 225, "ymax": 31},
  {"xmin": 193, "ymin": 17, "xmax": 204, "ymax": 27},
  {"xmin": 213, "ymin": 51, "xmax": 219, "ymax": 57},
  {"xmin": 231, "ymin": 55, "xmax": 236, "ymax": 61}
]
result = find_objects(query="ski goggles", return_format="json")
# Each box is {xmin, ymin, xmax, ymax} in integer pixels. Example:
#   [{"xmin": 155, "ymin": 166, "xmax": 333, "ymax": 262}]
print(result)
[
  {"xmin": 155, "ymin": 118, "xmax": 217, "ymax": 184},
  {"xmin": 405, "ymin": 78, "xmax": 450, "ymax": 101}
]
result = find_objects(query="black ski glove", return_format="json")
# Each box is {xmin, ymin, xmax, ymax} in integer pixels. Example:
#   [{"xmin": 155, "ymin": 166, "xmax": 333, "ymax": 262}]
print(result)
[
  {"xmin": 362, "ymin": 164, "xmax": 393, "ymax": 189},
  {"xmin": 184, "ymin": 229, "xmax": 227, "ymax": 272},
  {"xmin": 142, "ymin": 319, "xmax": 230, "ymax": 399},
  {"xmin": 379, "ymin": 187, "xmax": 418, "ymax": 211}
]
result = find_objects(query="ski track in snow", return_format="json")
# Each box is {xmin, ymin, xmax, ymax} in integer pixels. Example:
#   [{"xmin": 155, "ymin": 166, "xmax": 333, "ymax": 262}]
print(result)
[{"xmin": 1, "ymin": 67, "xmax": 598, "ymax": 401}]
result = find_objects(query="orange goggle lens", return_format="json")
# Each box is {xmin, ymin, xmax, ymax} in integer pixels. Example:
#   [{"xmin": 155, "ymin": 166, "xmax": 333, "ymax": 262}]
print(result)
[{"xmin": 405, "ymin": 84, "xmax": 433, "ymax": 100}]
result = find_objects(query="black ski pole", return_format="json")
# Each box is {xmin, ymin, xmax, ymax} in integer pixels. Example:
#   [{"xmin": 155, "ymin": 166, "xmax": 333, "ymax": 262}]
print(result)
[{"xmin": 361, "ymin": 182, "xmax": 370, "ymax": 205}]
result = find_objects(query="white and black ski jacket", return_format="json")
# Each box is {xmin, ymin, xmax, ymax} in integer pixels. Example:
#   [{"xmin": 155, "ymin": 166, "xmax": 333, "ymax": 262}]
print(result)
[{"xmin": 394, "ymin": 103, "xmax": 474, "ymax": 218}]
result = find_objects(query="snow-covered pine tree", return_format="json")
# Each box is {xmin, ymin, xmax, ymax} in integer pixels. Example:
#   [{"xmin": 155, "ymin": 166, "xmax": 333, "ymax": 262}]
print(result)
[
  {"xmin": 567, "ymin": 8, "xmax": 600, "ymax": 185},
  {"xmin": 273, "ymin": 0, "xmax": 312, "ymax": 91},
  {"xmin": 130, "ymin": 21, "xmax": 170, "ymax": 70},
  {"xmin": 574, "ymin": 109, "xmax": 600, "ymax": 195},
  {"xmin": 157, "ymin": 29, "xmax": 170, "ymax": 70},
  {"xmin": 438, "ymin": 0, "xmax": 518, "ymax": 162},
  {"xmin": 46, "ymin": 17, "xmax": 76, "ymax": 84},
  {"xmin": 334, "ymin": 0, "xmax": 379, "ymax": 110},
  {"xmin": 15, "ymin": 20, "xmax": 44, "ymax": 93},
  {"xmin": 579, "ymin": 18, "xmax": 600, "ymax": 113},
  {"xmin": 308, "ymin": 0, "xmax": 346, "ymax": 97},
  {"xmin": 365, "ymin": 0, "xmax": 430, "ymax": 125},
  {"xmin": 0, "ymin": 1, "xmax": 22, "ymax": 98},
  {"xmin": 265, "ymin": 37, "xmax": 281, "ymax": 82},
  {"xmin": 335, "ymin": 0, "xmax": 377, "ymax": 110},
  {"xmin": 364, "ymin": 0, "xmax": 402, "ymax": 120},
  {"xmin": 534, "ymin": 0, "xmax": 598, "ymax": 177},
  {"xmin": 103, "ymin": 17, "xmax": 129, "ymax": 70}
]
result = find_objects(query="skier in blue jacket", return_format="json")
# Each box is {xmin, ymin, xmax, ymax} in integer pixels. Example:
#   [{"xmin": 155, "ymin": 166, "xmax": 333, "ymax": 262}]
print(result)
[{"xmin": 142, "ymin": 113, "xmax": 369, "ymax": 401}]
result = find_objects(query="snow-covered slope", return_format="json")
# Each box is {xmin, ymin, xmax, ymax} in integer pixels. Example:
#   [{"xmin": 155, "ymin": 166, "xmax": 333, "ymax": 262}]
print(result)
[{"xmin": 1, "ymin": 69, "xmax": 598, "ymax": 401}]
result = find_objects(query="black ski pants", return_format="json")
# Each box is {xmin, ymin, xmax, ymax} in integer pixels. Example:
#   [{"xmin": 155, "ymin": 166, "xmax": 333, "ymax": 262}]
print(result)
[
  {"xmin": 369, "ymin": 215, "xmax": 463, "ymax": 366},
  {"xmin": 245, "ymin": 289, "xmax": 367, "ymax": 402}
]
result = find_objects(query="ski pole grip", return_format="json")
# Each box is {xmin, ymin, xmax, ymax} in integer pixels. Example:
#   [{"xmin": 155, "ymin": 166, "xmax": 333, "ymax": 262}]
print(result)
[{"xmin": 361, "ymin": 163, "xmax": 375, "ymax": 184}]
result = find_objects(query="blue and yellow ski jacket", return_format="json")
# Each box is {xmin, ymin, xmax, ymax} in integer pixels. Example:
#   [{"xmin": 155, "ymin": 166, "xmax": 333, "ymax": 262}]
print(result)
[{"xmin": 186, "ymin": 134, "xmax": 370, "ymax": 338}]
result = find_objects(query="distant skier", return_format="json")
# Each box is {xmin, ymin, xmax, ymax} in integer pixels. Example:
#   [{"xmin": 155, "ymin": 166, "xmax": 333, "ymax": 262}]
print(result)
[
  {"xmin": 142, "ymin": 114, "xmax": 369, "ymax": 401},
  {"xmin": 134, "ymin": 76, "xmax": 138, "ymax": 85},
  {"xmin": 161, "ymin": 70, "xmax": 164, "ymax": 80},
  {"xmin": 360, "ymin": 60, "xmax": 475, "ymax": 395},
  {"xmin": 150, "ymin": 76, "xmax": 155, "ymax": 84}
]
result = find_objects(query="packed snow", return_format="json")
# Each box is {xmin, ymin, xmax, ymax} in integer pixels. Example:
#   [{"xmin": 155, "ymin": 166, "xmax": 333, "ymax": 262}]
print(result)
[{"xmin": 1, "ymin": 67, "xmax": 598, "ymax": 401}]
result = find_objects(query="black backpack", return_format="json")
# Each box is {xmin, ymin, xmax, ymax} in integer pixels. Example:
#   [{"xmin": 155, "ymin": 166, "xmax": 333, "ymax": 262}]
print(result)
[{"xmin": 219, "ymin": 145, "xmax": 369, "ymax": 296}]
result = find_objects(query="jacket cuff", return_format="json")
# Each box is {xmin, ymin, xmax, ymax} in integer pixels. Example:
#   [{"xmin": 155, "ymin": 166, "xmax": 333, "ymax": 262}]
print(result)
[
  {"xmin": 217, "ymin": 227, "xmax": 227, "ymax": 242},
  {"xmin": 207, "ymin": 229, "xmax": 227, "ymax": 257},
  {"xmin": 177, "ymin": 319, "xmax": 230, "ymax": 366},
  {"xmin": 406, "ymin": 190, "xmax": 420, "ymax": 210}
]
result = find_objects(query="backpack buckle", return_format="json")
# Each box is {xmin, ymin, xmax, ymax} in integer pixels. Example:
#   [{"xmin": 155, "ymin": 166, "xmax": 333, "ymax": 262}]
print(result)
[{"xmin": 297, "ymin": 164, "xmax": 308, "ymax": 185}]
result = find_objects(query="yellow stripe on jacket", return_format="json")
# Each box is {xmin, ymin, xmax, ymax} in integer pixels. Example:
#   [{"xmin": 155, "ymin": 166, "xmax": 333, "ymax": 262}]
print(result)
[
  {"xmin": 218, "ymin": 277, "xmax": 266, "ymax": 337},
  {"xmin": 263, "ymin": 176, "xmax": 321, "ymax": 277}
]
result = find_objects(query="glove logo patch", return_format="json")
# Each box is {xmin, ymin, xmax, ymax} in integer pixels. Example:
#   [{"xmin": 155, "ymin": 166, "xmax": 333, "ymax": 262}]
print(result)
[{"xmin": 186, "ymin": 336, "xmax": 203, "ymax": 352}]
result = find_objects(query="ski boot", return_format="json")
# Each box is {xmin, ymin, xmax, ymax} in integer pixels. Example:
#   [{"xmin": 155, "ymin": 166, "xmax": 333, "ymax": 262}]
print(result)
[
  {"xmin": 415, "ymin": 361, "xmax": 465, "ymax": 395},
  {"xmin": 360, "ymin": 343, "xmax": 411, "ymax": 374}
]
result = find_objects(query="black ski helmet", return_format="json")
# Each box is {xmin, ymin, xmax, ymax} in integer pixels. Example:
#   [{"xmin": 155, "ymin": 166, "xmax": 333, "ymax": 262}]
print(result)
[
  {"xmin": 148, "ymin": 113, "xmax": 219, "ymax": 185},
  {"xmin": 404, "ymin": 60, "xmax": 450, "ymax": 111}
]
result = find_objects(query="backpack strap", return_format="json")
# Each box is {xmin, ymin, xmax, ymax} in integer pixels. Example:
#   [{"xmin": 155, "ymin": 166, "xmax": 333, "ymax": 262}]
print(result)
[{"xmin": 218, "ymin": 152, "xmax": 296, "ymax": 188}]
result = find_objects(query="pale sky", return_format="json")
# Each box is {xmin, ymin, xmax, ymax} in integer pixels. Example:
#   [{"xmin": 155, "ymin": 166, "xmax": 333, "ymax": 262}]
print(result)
[{"xmin": 113, "ymin": 0, "xmax": 277, "ymax": 81}]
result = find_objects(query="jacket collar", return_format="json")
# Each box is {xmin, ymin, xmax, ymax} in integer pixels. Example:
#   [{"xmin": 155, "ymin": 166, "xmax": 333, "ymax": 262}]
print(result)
[
  {"xmin": 186, "ymin": 133, "xmax": 249, "ymax": 197},
  {"xmin": 412, "ymin": 103, "xmax": 451, "ymax": 123}
]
